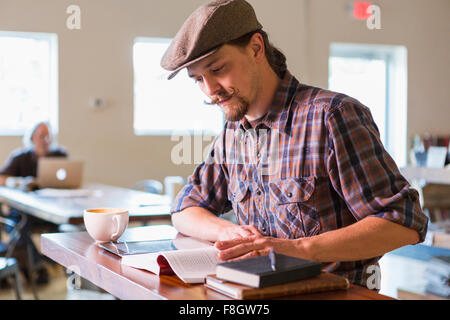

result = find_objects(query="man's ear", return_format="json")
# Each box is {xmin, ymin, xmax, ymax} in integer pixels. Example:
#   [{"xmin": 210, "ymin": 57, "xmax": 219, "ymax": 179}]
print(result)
[{"xmin": 248, "ymin": 33, "xmax": 265, "ymax": 61}]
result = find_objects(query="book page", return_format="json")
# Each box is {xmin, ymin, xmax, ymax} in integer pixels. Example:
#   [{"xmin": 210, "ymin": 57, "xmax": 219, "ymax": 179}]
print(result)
[
  {"xmin": 161, "ymin": 246, "xmax": 219, "ymax": 283},
  {"xmin": 171, "ymin": 236, "xmax": 213, "ymax": 250},
  {"xmin": 121, "ymin": 252, "xmax": 162, "ymax": 274}
]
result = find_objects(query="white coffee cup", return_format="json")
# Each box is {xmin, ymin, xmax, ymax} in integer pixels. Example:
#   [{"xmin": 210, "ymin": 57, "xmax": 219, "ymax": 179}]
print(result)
[{"xmin": 83, "ymin": 208, "xmax": 129, "ymax": 243}]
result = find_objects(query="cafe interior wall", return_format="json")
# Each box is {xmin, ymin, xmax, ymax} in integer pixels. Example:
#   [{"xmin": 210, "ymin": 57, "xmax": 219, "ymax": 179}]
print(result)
[{"xmin": 0, "ymin": 0, "xmax": 448, "ymax": 188}]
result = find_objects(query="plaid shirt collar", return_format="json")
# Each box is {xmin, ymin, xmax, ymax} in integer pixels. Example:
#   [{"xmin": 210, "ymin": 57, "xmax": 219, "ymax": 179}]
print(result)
[{"xmin": 238, "ymin": 70, "xmax": 300, "ymax": 135}]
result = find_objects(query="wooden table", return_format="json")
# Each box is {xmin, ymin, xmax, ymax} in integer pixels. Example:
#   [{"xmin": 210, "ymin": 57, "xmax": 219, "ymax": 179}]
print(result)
[
  {"xmin": 0, "ymin": 184, "xmax": 173, "ymax": 300},
  {"xmin": 41, "ymin": 225, "xmax": 395, "ymax": 300},
  {"xmin": 0, "ymin": 183, "xmax": 172, "ymax": 225}
]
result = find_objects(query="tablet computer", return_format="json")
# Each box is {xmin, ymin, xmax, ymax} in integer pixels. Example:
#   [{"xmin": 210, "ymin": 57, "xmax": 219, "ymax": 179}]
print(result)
[{"xmin": 99, "ymin": 239, "xmax": 177, "ymax": 257}]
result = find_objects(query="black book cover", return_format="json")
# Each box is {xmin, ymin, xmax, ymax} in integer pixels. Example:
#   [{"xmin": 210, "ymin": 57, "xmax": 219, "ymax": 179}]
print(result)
[{"xmin": 216, "ymin": 253, "xmax": 322, "ymax": 288}]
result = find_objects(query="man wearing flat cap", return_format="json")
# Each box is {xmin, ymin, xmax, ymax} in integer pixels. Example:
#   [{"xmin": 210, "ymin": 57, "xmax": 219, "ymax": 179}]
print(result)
[{"xmin": 165, "ymin": 0, "xmax": 428, "ymax": 288}]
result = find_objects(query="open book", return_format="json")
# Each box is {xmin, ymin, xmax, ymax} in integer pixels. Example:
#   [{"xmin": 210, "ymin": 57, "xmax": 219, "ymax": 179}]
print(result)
[{"xmin": 120, "ymin": 237, "xmax": 220, "ymax": 283}]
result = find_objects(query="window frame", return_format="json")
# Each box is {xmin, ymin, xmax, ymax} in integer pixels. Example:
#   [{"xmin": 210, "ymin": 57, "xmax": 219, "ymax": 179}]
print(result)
[
  {"xmin": 132, "ymin": 37, "xmax": 224, "ymax": 136},
  {"xmin": 329, "ymin": 42, "xmax": 408, "ymax": 167}
]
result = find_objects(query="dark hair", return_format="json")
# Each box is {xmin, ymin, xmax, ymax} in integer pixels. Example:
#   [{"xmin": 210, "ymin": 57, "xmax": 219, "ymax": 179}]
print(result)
[{"xmin": 228, "ymin": 30, "xmax": 287, "ymax": 78}]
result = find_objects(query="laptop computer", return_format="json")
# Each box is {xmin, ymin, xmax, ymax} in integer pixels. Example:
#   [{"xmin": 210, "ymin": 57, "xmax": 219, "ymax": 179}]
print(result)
[{"xmin": 36, "ymin": 158, "xmax": 84, "ymax": 189}]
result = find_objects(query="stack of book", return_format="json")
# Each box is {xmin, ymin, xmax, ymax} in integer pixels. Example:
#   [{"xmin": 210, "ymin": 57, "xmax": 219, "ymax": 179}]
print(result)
[
  {"xmin": 424, "ymin": 255, "xmax": 450, "ymax": 298},
  {"xmin": 205, "ymin": 252, "xmax": 350, "ymax": 299}
]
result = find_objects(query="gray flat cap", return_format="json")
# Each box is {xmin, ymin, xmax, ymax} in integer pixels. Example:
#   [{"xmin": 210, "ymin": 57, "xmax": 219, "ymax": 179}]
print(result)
[{"xmin": 161, "ymin": 0, "xmax": 262, "ymax": 79}]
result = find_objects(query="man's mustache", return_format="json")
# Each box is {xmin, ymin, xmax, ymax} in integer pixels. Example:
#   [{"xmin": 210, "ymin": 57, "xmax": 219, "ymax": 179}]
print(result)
[{"xmin": 203, "ymin": 87, "xmax": 239, "ymax": 105}]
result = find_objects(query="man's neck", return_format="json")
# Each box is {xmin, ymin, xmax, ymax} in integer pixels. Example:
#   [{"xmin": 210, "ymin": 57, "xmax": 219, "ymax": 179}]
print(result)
[
  {"xmin": 33, "ymin": 148, "xmax": 48, "ymax": 158},
  {"xmin": 245, "ymin": 67, "xmax": 281, "ymax": 122}
]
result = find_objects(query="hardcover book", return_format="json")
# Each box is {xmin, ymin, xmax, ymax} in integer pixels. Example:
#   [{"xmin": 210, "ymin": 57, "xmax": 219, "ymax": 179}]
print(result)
[
  {"xmin": 215, "ymin": 253, "xmax": 322, "ymax": 288},
  {"xmin": 205, "ymin": 272, "xmax": 350, "ymax": 299}
]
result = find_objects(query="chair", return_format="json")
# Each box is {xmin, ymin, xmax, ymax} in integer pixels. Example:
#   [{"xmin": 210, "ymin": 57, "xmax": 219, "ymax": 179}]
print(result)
[
  {"xmin": 0, "ymin": 213, "xmax": 43, "ymax": 299},
  {"xmin": 132, "ymin": 179, "xmax": 164, "ymax": 194},
  {"xmin": 0, "ymin": 216, "xmax": 24, "ymax": 299},
  {"xmin": 0, "ymin": 258, "xmax": 22, "ymax": 299}
]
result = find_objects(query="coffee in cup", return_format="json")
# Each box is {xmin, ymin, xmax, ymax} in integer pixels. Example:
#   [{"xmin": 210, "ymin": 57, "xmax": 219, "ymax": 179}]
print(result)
[{"xmin": 83, "ymin": 208, "xmax": 129, "ymax": 243}]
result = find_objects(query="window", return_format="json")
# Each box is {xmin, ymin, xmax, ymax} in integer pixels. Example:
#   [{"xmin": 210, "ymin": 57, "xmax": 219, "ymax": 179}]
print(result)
[
  {"xmin": 329, "ymin": 43, "xmax": 408, "ymax": 167},
  {"xmin": 133, "ymin": 37, "xmax": 224, "ymax": 136},
  {"xmin": 0, "ymin": 31, "xmax": 58, "ymax": 135}
]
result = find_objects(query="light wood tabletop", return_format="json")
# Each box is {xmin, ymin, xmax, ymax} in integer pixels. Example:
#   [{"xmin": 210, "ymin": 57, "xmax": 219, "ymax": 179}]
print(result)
[{"xmin": 41, "ymin": 225, "xmax": 395, "ymax": 300}]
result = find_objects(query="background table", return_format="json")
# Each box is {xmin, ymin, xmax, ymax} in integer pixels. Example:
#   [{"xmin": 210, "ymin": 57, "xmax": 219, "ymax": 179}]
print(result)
[
  {"xmin": 0, "ymin": 183, "xmax": 172, "ymax": 225},
  {"xmin": 41, "ymin": 225, "xmax": 395, "ymax": 300}
]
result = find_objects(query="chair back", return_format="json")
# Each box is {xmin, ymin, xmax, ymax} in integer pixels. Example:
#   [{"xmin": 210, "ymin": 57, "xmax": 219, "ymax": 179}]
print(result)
[
  {"xmin": 132, "ymin": 179, "xmax": 164, "ymax": 194},
  {"xmin": 0, "ymin": 216, "xmax": 26, "ymax": 258}
]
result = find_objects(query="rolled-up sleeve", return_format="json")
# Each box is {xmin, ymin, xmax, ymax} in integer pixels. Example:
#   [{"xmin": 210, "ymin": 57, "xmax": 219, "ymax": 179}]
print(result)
[
  {"xmin": 326, "ymin": 99, "xmax": 429, "ymax": 242},
  {"xmin": 170, "ymin": 131, "xmax": 232, "ymax": 216}
]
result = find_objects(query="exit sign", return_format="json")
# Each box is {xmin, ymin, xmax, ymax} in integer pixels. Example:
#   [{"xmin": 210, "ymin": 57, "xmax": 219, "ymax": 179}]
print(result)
[{"xmin": 353, "ymin": 1, "xmax": 372, "ymax": 20}]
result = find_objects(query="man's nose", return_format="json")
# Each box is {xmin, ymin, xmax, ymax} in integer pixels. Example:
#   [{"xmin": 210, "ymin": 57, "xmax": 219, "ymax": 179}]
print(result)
[{"xmin": 203, "ymin": 76, "xmax": 221, "ymax": 97}]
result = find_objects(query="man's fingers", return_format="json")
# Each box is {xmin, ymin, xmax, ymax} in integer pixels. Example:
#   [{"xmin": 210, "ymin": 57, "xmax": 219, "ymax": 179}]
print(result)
[
  {"xmin": 247, "ymin": 225, "xmax": 263, "ymax": 237},
  {"xmin": 217, "ymin": 239, "xmax": 268, "ymax": 261},
  {"xmin": 215, "ymin": 235, "xmax": 257, "ymax": 250},
  {"xmin": 238, "ymin": 228, "xmax": 253, "ymax": 238},
  {"xmin": 224, "ymin": 249, "xmax": 261, "ymax": 262},
  {"xmin": 217, "ymin": 243, "xmax": 251, "ymax": 260}
]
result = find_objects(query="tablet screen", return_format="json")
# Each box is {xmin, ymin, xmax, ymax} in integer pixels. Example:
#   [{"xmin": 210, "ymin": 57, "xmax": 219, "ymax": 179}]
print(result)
[{"xmin": 99, "ymin": 239, "xmax": 176, "ymax": 256}]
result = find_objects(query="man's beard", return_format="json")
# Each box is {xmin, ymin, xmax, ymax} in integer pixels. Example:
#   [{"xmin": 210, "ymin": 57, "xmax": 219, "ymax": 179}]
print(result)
[{"xmin": 204, "ymin": 87, "xmax": 249, "ymax": 121}]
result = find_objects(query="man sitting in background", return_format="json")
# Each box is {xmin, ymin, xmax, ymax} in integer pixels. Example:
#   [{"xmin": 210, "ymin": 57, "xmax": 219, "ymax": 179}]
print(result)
[
  {"xmin": 0, "ymin": 121, "xmax": 67, "ymax": 187},
  {"xmin": 0, "ymin": 121, "xmax": 68, "ymax": 285}
]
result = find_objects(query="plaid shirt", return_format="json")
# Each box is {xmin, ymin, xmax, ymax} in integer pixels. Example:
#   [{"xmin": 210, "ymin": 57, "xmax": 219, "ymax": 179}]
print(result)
[{"xmin": 172, "ymin": 70, "xmax": 429, "ymax": 287}]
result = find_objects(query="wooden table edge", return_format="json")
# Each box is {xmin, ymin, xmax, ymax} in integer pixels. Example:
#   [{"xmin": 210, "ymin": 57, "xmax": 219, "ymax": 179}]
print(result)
[
  {"xmin": 40, "ymin": 230, "xmax": 396, "ymax": 300},
  {"xmin": 40, "ymin": 233, "xmax": 168, "ymax": 300}
]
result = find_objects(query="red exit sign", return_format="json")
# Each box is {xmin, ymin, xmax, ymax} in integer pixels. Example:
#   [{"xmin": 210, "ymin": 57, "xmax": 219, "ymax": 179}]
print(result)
[{"xmin": 353, "ymin": 1, "xmax": 372, "ymax": 20}]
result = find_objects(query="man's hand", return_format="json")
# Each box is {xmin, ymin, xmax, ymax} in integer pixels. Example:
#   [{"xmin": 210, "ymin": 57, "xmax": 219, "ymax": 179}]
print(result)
[
  {"xmin": 217, "ymin": 225, "xmax": 263, "ymax": 241},
  {"xmin": 215, "ymin": 236, "xmax": 278, "ymax": 261}
]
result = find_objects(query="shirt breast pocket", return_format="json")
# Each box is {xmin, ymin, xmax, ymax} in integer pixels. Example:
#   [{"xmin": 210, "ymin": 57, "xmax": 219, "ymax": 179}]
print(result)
[
  {"xmin": 269, "ymin": 177, "xmax": 320, "ymax": 239},
  {"xmin": 227, "ymin": 180, "xmax": 251, "ymax": 225}
]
